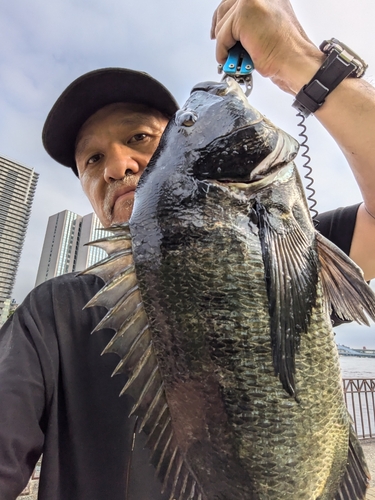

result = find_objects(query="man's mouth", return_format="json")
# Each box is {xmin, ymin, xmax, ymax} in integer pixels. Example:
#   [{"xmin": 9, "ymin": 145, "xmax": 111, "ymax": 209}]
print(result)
[
  {"xmin": 103, "ymin": 181, "xmax": 137, "ymax": 224},
  {"xmin": 112, "ymin": 188, "xmax": 136, "ymax": 213},
  {"xmin": 115, "ymin": 189, "xmax": 134, "ymax": 202}
]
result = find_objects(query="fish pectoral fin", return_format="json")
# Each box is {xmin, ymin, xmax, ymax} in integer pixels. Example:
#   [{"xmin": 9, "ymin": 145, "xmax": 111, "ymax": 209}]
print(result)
[
  {"xmin": 255, "ymin": 201, "xmax": 319, "ymax": 397},
  {"xmin": 334, "ymin": 425, "xmax": 370, "ymax": 500},
  {"xmin": 316, "ymin": 232, "xmax": 375, "ymax": 325}
]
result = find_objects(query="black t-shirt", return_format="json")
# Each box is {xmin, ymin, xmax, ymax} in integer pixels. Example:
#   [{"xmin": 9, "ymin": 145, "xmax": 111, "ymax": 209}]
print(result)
[
  {"xmin": 0, "ymin": 204, "xmax": 361, "ymax": 500},
  {"xmin": 0, "ymin": 272, "xmax": 170, "ymax": 500},
  {"xmin": 314, "ymin": 204, "xmax": 360, "ymax": 256}
]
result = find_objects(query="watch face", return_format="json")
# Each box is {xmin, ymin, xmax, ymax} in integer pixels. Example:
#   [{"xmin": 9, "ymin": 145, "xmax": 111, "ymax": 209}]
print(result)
[{"xmin": 320, "ymin": 38, "xmax": 367, "ymax": 77}]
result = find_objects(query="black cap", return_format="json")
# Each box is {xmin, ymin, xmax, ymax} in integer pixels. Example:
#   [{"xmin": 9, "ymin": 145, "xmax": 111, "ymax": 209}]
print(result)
[{"xmin": 42, "ymin": 68, "xmax": 179, "ymax": 175}]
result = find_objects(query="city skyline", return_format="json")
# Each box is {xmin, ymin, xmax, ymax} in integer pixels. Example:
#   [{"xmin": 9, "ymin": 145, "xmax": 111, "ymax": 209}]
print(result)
[{"xmin": 35, "ymin": 210, "xmax": 110, "ymax": 287}]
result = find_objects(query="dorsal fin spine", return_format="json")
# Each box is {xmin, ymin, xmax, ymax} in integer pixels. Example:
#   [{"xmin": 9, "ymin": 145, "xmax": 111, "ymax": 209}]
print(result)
[
  {"xmin": 118, "ymin": 343, "xmax": 153, "ymax": 395},
  {"xmin": 139, "ymin": 384, "xmax": 165, "ymax": 433},
  {"xmin": 111, "ymin": 324, "xmax": 150, "ymax": 377},
  {"xmin": 156, "ymin": 429, "xmax": 174, "ymax": 475},
  {"xmin": 162, "ymin": 446, "xmax": 179, "ymax": 493},
  {"xmin": 129, "ymin": 365, "xmax": 159, "ymax": 416},
  {"xmin": 101, "ymin": 304, "xmax": 144, "ymax": 354},
  {"xmin": 151, "ymin": 418, "xmax": 172, "ymax": 456},
  {"xmin": 168, "ymin": 456, "xmax": 184, "ymax": 500},
  {"xmin": 146, "ymin": 404, "xmax": 168, "ymax": 445},
  {"xmin": 179, "ymin": 470, "xmax": 189, "ymax": 499}
]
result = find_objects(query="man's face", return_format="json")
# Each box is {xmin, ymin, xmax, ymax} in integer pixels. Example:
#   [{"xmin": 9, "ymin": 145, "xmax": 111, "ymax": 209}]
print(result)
[{"xmin": 75, "ymin": 102, "xmax": 169, "ymax": 227}]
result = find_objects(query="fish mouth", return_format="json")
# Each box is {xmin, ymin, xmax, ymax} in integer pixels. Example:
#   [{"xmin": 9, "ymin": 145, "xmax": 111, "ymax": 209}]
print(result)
[
  {"xmin": 212, "ymin": 163, "xmax": 288, "ymax": 187},
  {"xmin": 208, "ymin": 164, "xmax": 293, "ymax": 197},
  {"xmin": 190, "ymin": 79, "xmax": 299, "ymax": 187},
  {"xmin": 191, "ymin": 77, "xmax": 251, "ymax": 107}
]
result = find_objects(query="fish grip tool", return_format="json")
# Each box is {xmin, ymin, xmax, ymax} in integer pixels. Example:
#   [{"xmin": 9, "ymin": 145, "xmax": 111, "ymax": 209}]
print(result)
[{"xmin": 218, "ymin": 42, "xmax": 254, "ymax": 96}]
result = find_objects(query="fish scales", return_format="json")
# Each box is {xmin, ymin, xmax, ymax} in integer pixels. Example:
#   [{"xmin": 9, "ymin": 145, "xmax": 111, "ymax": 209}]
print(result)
[
  {"xmin": 83, "ymin": 78, "xmax": 375, "ymax": 499},
  {"xmin": 131, "ymin": 177, "xmax": 346, "ymax": 499}
]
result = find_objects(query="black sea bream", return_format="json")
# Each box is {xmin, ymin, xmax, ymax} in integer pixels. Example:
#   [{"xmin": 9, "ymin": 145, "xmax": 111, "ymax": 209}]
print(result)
[{"xmin": 83, "ymin": 78, "xmax": 375, "ymax": 499}]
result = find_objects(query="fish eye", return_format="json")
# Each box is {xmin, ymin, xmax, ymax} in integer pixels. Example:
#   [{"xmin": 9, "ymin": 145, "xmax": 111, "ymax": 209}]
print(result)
[{"xmin": 175, "ymin": 110, "xmax": 198, "ymax": 127}]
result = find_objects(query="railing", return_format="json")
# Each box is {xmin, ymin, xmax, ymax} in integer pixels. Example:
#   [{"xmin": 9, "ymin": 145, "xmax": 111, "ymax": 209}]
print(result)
[{"xmin": 342, "ymin": 378, "xmax": 375, "ymax": 439}]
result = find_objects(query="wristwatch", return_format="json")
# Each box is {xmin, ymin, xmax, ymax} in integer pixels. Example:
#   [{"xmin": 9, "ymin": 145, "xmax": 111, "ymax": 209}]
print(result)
[{"xmin": 293, "ymin": 38, "xmax": 368, "ymax": 117}]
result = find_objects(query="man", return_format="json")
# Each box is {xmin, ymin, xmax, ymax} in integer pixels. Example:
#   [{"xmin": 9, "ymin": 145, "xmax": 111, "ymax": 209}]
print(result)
[
  {"xmin": 1, "ymin": 1, "xmax": 375, "ymax": 499},
  {"xmin": 1, "ymin": 70, "xmax": 178, "ymax": 500}
]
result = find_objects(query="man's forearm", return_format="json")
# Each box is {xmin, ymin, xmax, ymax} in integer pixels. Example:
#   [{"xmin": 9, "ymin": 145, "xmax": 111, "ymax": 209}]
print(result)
[
  {"xmin": 279, "ymin": 48, "xmax": 375, "ymax": 213},
  {"xmin": 315, "ymin": 77, "xmax": 375, "ymax": 213}
]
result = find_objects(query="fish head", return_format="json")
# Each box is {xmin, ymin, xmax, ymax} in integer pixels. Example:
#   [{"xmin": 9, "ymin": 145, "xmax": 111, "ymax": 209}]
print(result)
[
  {"xmin": 131, "ymin": 78, "xmax": 300, "ymax": 233},
  {"xmin": 188, "ymin": 79, "xmax": 299, "ymax": 185}
]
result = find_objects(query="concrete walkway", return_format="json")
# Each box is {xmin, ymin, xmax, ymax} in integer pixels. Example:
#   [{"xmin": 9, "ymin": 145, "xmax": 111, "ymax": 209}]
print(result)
[{"xmin": 361, "ymin": 439, "xmax": 375, "ymax": 499}]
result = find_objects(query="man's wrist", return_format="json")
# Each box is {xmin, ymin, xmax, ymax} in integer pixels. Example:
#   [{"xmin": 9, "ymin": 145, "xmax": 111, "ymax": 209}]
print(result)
[
  {"xmin": 292, "ymin": 39, "xmax": 368, "ymax": 117},
  {"xmin": 273, "ymin": 47, "xmax": 325, "ymax": 97}
]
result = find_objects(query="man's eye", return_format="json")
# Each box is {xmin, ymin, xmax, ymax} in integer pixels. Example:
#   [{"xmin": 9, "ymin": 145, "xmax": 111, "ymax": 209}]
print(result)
[
  {"xmin": 87, "ymin": 154, "xmax": 102, "ymax": 165},
  {"xmin": 129, "ymin": 133, "xmax": 148, "ymax": 143}
]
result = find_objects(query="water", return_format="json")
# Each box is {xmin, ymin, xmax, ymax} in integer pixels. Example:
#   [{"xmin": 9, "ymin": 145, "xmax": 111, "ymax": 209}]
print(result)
[{"xmin": 339, "ymin": 355, "xmax": 375, "ymax": 379}]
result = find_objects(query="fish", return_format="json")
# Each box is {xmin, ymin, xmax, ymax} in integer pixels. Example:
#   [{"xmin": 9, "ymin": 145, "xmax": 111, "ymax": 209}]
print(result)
[{"xmin": 81, "ymin": 78, "xmax": 375, "ymax": 499}]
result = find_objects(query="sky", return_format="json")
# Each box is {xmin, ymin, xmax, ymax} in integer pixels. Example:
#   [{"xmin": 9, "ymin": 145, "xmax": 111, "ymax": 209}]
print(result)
[{"xmin": 1, "ymin": 0, "xmax": 375, "ymax": 348}]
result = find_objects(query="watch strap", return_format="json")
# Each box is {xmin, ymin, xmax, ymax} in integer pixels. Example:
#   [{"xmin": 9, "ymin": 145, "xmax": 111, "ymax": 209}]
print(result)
[{"xmin": 293, "ymin": 49, "xmax": 357, "ymax": 117}]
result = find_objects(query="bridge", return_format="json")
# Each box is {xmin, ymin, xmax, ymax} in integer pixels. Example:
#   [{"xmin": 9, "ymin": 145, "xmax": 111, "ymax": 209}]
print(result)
[{"xmin": 337, "ymin": 344, "xmax": 375, "ymax": 357}]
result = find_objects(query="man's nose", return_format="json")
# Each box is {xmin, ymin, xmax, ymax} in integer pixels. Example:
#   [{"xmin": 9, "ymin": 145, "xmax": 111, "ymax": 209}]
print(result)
[{"xmin": 103, "ymin": 145, "xmax": 140, "ymax": 183}]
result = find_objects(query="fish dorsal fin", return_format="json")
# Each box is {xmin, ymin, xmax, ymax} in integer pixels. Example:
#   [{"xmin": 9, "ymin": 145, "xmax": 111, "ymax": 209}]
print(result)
[
  {"xmin": 316, "ymin": 232, "xmax": 375, "ymax": 325},
  {"xmin": 255, "ymin": 201, "xmax": 319, "ymax": 397},
  {"xmin": 81, "ymin": 226, "xmax": 204, "ymax": 500},
  {"xmin": 79, "ymin": 224, "xmax": 133, "ymax": 282},
  {"xmin": 333, "ymin": 425, "xmax": 370, "ymax": 499},
  {"xmin": 85, "ymin": 234, "xmax": 132, "ymax": 255}
]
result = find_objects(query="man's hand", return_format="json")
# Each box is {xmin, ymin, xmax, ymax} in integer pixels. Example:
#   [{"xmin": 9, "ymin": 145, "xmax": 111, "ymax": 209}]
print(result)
[{"xmin": 211, "ymin": 0, "xmax": 324, "ymax": 94}]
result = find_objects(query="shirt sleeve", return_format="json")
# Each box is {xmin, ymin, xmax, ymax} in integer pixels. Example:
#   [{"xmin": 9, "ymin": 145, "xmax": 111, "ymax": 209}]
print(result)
[
  {"xmin": 314, "ymin": 203, "xmax": 361, "ymax": 255},
  {"xmin": 0, "ymin": 284, "xmax": 59, "ymax": 499}
]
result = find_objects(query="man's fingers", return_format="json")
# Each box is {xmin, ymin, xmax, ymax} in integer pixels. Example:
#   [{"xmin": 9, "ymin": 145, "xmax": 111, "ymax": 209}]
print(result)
[
  {"xmin": 210, "ymin": 9, "xmax": 218, "ymax": 39},
  {"xmin": 211, "ymin": 0, "xmax": 240, "ymax": 63},
  {"xmin": 211, "ymin": 0, "xmax": 238, "ymax": 39},
  {"xmin": 215, "ymin": 16, "xmax": 237, "ymax": 63}
]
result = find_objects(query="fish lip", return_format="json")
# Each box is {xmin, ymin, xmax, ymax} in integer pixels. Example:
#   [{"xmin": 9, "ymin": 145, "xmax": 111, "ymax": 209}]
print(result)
[{"xmin": 206, "ymin": 163, "xmax": 292, "ymax": 191}]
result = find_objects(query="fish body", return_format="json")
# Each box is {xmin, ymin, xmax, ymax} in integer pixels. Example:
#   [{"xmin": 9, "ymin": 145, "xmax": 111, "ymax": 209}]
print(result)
[{"xmin": 83, "ymin": 79, "xmax": 374, "ymax": 499}]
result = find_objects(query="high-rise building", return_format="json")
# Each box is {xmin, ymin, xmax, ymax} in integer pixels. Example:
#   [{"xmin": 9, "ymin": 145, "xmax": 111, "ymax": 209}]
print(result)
[
  {"xmin": 0, "ymin": 156, "xmax": 39, "ymax": 323},
  {"xmin": 35, "ymin": 210, "xmax": 81, "ymax": 284},
  {"xmin": 35, "ymin": 211, "xmax": 110, "ymax": 286},
  {"xmin": 75, "ymin": 212, "xmax": 110, "ymax": 270}
]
